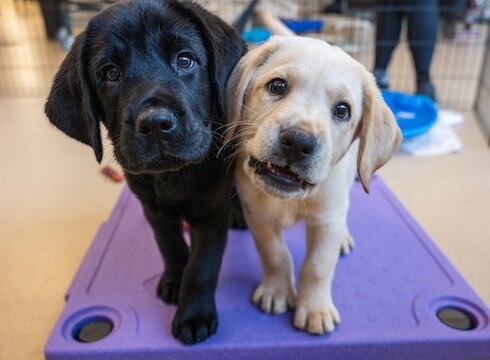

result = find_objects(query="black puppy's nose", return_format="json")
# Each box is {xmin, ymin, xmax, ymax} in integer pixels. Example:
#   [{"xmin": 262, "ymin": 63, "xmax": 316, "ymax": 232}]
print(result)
[
  {"xmin": 136, "ymin": 108, "xmax": 176, "ymax": 137},
  {"xmin": 280, "ymin": 128, "xmax": 317, "ymax": 163}
]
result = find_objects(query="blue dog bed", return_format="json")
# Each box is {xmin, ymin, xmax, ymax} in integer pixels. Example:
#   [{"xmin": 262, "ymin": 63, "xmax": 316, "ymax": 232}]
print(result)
[
  {"xmin": 282, "ymin": 19, "xmax": 323, "ymax": 33},
  {"xmin": 382, "ymin": 90, "xmax": 438, "ymax": 138}
]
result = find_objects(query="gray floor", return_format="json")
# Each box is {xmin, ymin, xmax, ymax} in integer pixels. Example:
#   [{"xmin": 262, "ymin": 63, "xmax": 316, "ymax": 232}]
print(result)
[{"xmin": 1, "ymin": 1, "xmax": 489, "ymax": 359}]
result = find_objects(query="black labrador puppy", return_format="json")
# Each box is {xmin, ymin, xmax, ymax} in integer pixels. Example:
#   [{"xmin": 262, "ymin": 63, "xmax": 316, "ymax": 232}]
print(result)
[{"xmin": 45, "ymin": 0, "xmax": 246, "ymax": 344}]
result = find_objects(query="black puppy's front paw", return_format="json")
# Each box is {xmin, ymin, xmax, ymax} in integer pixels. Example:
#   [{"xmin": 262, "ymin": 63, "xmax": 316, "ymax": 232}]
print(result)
[
  {"xmin": 157, "ymin": 274, "xmax": 181, "ymax": 305},
  {"xmin": 172, "ymin": 308, "xmax": 218, "ymax": 344}
]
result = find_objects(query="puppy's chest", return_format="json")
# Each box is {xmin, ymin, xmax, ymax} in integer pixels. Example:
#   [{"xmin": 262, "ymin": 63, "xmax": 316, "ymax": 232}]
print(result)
[
  {"xmin": 245, "ymin": 195, "xmax": 308, "ymax": 228},
  {"xmin": 280, "ymin": 209, "xmax": 304, "ymax": 228}
]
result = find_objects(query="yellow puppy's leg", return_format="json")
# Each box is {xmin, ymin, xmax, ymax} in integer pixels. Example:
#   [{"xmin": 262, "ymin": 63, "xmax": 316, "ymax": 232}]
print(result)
[
  {"xmin": 248, "ymin": 221, "xmax": 297, "ymax": 314},
  {"xmin": 294, "ymin": 222, "xmax": 344, "ymax": 334}
]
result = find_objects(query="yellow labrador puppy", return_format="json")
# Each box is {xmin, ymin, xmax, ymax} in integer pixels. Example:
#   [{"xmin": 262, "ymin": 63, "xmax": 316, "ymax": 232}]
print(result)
[{"xmin": 225, "ymin": 36, "xmax": 401, "ymax": 334}]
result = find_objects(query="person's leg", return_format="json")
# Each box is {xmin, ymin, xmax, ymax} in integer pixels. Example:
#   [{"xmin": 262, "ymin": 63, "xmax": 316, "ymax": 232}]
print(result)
[
  {"xmin": 440, "ymin": 0, "xmax": 467, "ymax": 39},
  {"xmin": 39, "ymin": 0, "xmax": 63, "ymax": 39},
  {"xmin": 406, "ymin": 0, "xmax": 438, "ymax": 100},
  {"xmin": 373, "ymin": 0, "xmax": 403, "ymax": 88}
]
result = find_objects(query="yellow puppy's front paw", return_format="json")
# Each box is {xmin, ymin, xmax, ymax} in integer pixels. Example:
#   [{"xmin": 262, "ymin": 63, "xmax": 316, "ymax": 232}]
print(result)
[
  {"xmin": 340, "ymin": 234, "xmax": 355, "ymax": 255},
  {"xmin": 294, "ymin": 302, "xmax": 340, "ymax": 334},
  {"xmin": 253, "ymin": 283, "xmax": 297, "ymax": 314}
]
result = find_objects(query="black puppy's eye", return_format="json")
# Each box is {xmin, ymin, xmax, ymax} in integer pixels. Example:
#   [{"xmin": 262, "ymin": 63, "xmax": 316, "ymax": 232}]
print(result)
[
  {"xmin": 105, "ymin": 66, "xmax": 120, "ymax": 82},
  {"xmin": 267, "ymin": 78, "xmax": 287, "ymax": 96},
  {"xmin": 334, "ymin": 102, "xmax": 351, "ymax": 121},
  {"xmin": 176, "ymin": 52, "xmax": 195, "ymax": 69}
]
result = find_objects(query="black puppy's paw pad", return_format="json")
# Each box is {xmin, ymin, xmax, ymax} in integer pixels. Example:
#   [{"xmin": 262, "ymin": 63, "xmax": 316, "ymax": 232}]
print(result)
[
  {"xmin": 156, "ymin": 277, "xmax": 181, "ymax": 305},
  {"xmin": 172, "ymin": 313, "xmax": 218, "ymax": 344}
]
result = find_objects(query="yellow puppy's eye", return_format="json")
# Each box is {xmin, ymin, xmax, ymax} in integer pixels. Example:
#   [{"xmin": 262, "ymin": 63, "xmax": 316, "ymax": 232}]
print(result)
[
  {"xmin": 267, "ymin": 78, "xmax": 287, "ymax": 95},
  {"xmin": 334, "ymin": 102, "xmax": 351, "ymax": 121}
]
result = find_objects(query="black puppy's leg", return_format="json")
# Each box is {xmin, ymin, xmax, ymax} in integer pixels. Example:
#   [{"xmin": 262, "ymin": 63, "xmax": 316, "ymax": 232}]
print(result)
[
  {"xmin": 171, "ymin": 220, "xmax": 228, "ymax": 344},
  {"xmin": 142, "ymin": 206, "xmax": 189, "ymax": 305},
  {"xmin": 229, "ymin": 188, "xmax": 247, "ymax": 230}
]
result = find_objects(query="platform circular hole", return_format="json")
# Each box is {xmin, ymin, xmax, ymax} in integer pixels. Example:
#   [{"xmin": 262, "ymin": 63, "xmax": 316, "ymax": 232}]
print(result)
[
  {"xmin": 73, "ymin": 317, "xmax": 114, "ymax": 343},
  {"xmin": 437, "ymin": 307, "xmax": 477, "ymax": 331}
]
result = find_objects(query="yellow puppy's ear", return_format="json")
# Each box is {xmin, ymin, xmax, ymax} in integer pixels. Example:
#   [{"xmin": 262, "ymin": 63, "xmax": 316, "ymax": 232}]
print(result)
[
  {"xmin": 224, "ymin": 38, "xmax": 280, "ymax": 144},
  {"xmin": 357, "ymin": 73, "xmax": 402, "ymax": 193}
]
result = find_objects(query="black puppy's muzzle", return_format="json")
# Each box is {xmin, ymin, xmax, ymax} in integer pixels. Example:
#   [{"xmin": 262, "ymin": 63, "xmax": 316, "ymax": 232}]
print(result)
[{"xmin": 136, "ymin": 107, "xmax": 177, "ymax": 139}]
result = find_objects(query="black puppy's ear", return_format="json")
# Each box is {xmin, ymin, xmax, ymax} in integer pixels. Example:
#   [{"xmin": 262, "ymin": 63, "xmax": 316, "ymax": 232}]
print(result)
[
  {"xmin": 183, "ymin": 2, "xmax": 247, "ymax": 120},
  {"xmin": 45, "ymin": 32, "xmax": 104, "ymax": 162}
]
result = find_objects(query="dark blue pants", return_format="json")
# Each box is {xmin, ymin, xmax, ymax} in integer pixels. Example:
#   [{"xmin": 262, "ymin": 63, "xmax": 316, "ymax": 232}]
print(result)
[{"xmin": 374, "ymin": 0, "xmax": 439, "ymax": 83}]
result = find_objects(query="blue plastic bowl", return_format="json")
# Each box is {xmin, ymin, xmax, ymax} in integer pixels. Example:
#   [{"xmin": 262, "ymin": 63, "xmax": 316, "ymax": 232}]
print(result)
[{"xmin": 381, "ymin": 90, "xmax": 438, "ymax": 138}]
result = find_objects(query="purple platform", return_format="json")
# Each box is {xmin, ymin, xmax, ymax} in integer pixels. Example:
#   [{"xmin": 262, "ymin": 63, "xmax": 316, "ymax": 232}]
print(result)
[{"xmin": 45, "ymin": 177, "xmax": 490, "ymax": 360}]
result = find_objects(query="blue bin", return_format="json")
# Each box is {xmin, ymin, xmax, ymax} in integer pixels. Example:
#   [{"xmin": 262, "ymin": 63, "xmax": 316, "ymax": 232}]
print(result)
[{"xmin": 242, "ymin": 28, "xmax": 271, "ymax": 43}]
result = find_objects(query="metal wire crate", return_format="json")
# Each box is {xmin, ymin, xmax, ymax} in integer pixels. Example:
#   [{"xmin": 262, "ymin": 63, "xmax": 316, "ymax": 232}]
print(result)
[{"xmin": 0, "ymin": 0, "xmax": 488, "ymax": 111}]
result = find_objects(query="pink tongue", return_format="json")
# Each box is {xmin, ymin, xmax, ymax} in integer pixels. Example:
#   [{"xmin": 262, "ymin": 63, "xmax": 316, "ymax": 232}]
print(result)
[{"xmin": 270, "ymin": 164, "xmax": 299, "ymax": 181}]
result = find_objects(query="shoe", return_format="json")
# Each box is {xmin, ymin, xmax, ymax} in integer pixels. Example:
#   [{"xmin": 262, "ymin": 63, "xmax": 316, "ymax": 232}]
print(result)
[
  {"xmin": 417, "ymin": 81, "xmax": 436, "ymax": 102},
  {"xmin": 373, "ymin": 68, "xmax": 389, "ymax": 89}
]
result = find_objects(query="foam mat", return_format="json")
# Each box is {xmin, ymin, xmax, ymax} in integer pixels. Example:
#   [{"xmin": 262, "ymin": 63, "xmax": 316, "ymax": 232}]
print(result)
[{"xmin": 44, "ymin": 177, "xmax": 490, "ymax": 360}]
